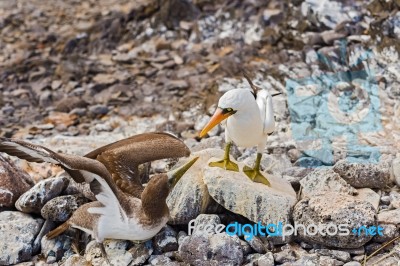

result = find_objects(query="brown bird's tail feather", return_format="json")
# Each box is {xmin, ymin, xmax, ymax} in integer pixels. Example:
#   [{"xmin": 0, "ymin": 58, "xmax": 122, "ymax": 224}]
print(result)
[{"xmin": 46, "ymin": 222, "xmax": 70, "ymax": 239}]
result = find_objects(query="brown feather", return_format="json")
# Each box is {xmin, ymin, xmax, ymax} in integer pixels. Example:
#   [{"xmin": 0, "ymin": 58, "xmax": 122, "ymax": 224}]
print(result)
[{"xmin": 47, "ymin": 221, "xmax": 70, "ymax": 239}]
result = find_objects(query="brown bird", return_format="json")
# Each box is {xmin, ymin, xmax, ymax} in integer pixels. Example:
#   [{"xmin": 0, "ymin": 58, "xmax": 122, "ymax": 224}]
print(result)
[{"xmin": 0, "ymin": 132, "xmax": 198, "ymax": 263}]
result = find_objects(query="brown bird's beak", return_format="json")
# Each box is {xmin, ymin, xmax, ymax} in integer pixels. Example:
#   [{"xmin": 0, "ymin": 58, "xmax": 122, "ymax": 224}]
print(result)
[
  {"xmin": 168, "ymin": 156, "xmax": 199, "ymax": 187},
  {"xmin": 199, "ymin": 108, "xmax": 233, "ymax": 138}
]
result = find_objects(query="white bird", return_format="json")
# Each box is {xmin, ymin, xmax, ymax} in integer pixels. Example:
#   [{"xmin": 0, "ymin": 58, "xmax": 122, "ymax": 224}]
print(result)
[{"xmin": 199, "ymin": 73, "xmax": 281, "ymax": 186}]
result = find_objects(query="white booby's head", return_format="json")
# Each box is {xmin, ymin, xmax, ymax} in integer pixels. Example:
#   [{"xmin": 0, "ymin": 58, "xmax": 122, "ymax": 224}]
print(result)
[{"xmin": 199, "ymin": 89, "xmax": 254, "ymax": 138}]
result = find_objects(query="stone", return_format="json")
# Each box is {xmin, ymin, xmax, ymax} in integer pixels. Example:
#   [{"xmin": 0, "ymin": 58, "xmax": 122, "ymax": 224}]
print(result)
[
  {"xmin": 62, "ymin": 254, "xmax": 87, "ymax": 265},
  {"xmin": 315, "ymin": 249, "xmax": 351, "ymax": 262},
  {"xmin": 167, "ymin": 149, "xmax": 219, "ymax": 224},
  {"xmin": 129, "ymin": 241, "xmax": 153, "ymax": 266},
  {"xmin": 333, "ymin": 160, "xmax": 391, "ymax": 188},
  {"xmin": 320, "ymin": 255, "xmax": 346, "ymax": 266},
  {"xmin": 15, "ymin": 176, "xmax": 69, "ymax": 214},
  {"xmin": 293, "ymin": 192, "xmax": 376, "ymax": 248},
  {"xmin": 389, "ymin": 191, "xmax": 400, "ymax": 209},
  {"xmin": 148, "ymin": 255, "xmax": 172, "ymax": 265},
  {"xmin": 354, "ymin": 188, "xmax": 380, "ymax": 211},
  {"xmin": 281, "ymin": 167, "xmax": 313, "ymax": 191},
  {"xmin": 203, "ymin": 149, "xmax": 297, "ymax": 225},
  {"xmin": 372, "ymin": 224, "xmax": 399, "ymax": 242},
  {"xmin": 377, "ymin": 209, "xmax": 400, "ymax": 224},
  {"xmin": 392, "ymin": 157, "xmax": 400, "ymax": 187},
  {"xmin": 85, "ymin": 239, "xmax": 133, "ymax": 266},
  {"xmin": 0, "ymin": 156, "xmax": 34, "ymax": 208},
  {"xmin": 244, "ymin": 253, "xmax": 262, "ymax": 264},
  {"xmin": 380, "ymin": 196, "xmax": 390, "ymax": 205},
  {"xmin": 257, "ymin": 252, "xmax": 274, "ymax": 266},
  {"xmin": 179, "ymin": 214, "xmax": 243, "ymax": 266},
  {"xmin": 245, "ymin": 235, "xmax": 266, "ymax": 254},
  {"xmin": 239, "ymin": 239, "xmax": 252, "ymax": 256},
  {"xmin": 153, "ymin": 225, "xmax": 178, "ymax": 253},
  {"xmin": 41, "ymin": 234, "xmax": 73, "ymax": 263},
  {"xmin": 88, "ymin": 104, "xmax": 109, "ymax": 116},
  {"xmin": 41, "ymin": 194, "xmax": 90, "ymax": 222},
  {"xmin": 299, "ymin": 168, "xmax": 357, "ymax": 199},
  {"xmin": 343, "ymin": 262, "xmax": 361, "ymax": 266},
  {"xmin": 0, "ymin": 211, "xmax": 44, "ymax": 264}
]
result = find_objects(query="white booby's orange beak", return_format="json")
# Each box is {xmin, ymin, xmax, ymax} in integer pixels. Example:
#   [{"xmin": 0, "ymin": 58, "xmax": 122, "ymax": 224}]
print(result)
[{"xmin": 199, "ymin": 108, "xmax": 234, "ymax": 138}]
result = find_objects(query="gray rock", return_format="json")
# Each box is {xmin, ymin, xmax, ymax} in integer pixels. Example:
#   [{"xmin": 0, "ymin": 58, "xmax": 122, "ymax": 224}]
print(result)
[
  {"xmin": 372, "ymin": 224, "xmax": 399, "ymax": 243},
  {"xmin": 343, "ymin": 262, "xmax": 361, "ymax": 266},
  {"xmin": 257, "ymin": 252, "xmax": 274, "ymax": 266},
  {"xmin": 244, "ymin": 253, "xmax": 262, "ymax": 264},
  {"xmin": 16, "ymin": 176, "xmax": 69, "ymax": 214},
  {"xmin": 148, "ymin": 255, "xmax": 171, "ymax": 265},
  {"xmin": 300, "ymin": 168, "xmax": 357, "ymax": 199},
  {"xmin": 377, "ymin": 209, "xmax": 400, "ymax": 224},
  {"xmin": 203, "ymin": 149, "xmax": 297, "ymax": 225},
  {"xmin": 319, "ymin": 256, "xmax": 344, "ymax": 266},
  {"xmin": 354, "ymin": 188, "xmax": 380, "ymax": 211},
  {"xmin": 380, "ymin": 195, "xmax": 390, "ymax": 205},
  {"xmin": 239, "ymin": 239, "xmax": 252, "ymax": 256},
  {"xmin": 0, "ymin": 211, "xmax": 44, "ymax": 264},
  {"xmin": 315, "ymin": 249, "xmax": 350, "ymax": 262},
  {"xmin": 179, "ymin": 214, "xmax": 243, "ymax": 266},
  {"xmin": 153, "ymin": 225, "xmax": 178, "ymax": 253},
  {"xmin": 167, "ymin": 149, "xmax": 218, "ymax": 224},
  {"xmin": 41, "ymin": 234, "xmax": 73, "ymax": 262},
  {"xmin": 0, "ymin": 156, "xmax": 34, "ymax": 208},
  {"xmin": 293, "ymin": 192, "xmax": 376, "ymax": 248},
  {"xmin": 281, "ymin": 167, "xmax": 313, "ymax": 190},
  {"xmin": 333, "ymin": 160, "xmax": 391, "ymax": 188},
  {"xmin": 41, "ymin": 194, "xmax": 89, "ymax": 222},
  {"xmin": 289, "ymin": 254, "xmax": 320, "ymax": 266},
  {"xmin": 85, "ymin": 239, "xmax": 133, "ymax": 266},
  {"xmin": 273, "ymin": 243, "xmax": 308, "ymax": 264},
  {"xmin": 177, "ymin": 231, "xmax": 187, "ymax": 246},
  {"xmin": 389, "ymin": 191, "xmax": 400, "ymax": 209},
  {"xmin": 129, "ymin": 241, "xmax": 153, "ymax": 266},
  {"xmin": 392, "ymin": 157, "xmax": 400, "ymax": 187},
  {"xmin": 88, "ymin": 104, "xmax": 109, "ymax": 116},
  {"xmin": 61, "ymin": 254, "xmax": 87, "ymax": 265},
  {"xmin": 245, "ymin": 235, "xmax": 266, "ymax": 254}
]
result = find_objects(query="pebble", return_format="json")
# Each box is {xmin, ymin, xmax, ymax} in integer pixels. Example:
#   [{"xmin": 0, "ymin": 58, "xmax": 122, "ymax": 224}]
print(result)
[
  {"xmin": 88, "ymin": 104, "xmax": 109, "ymax": 116},
  {"xmin": 0, "ymin": 156, "xmax": 34, "ymax": 208},
  {"xmin": 129, "ymin": 241, "xmax": 153, "ymax": 266},
  {"xmin": 15, "ymin": 176, "xmax": 70, "ymax": 214},
  {"xmin": 41, "ymin": 194, "xmax": 90, "ymax": 222},
  {"xmin": 153, "ymin": 225, "xmax": 178, "ymax": 254}
]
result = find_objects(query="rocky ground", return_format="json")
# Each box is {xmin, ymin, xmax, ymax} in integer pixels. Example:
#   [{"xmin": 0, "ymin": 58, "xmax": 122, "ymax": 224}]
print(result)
[{"xmin": 0, "ymin": 0, "xmax": 400, "ymax": 265}]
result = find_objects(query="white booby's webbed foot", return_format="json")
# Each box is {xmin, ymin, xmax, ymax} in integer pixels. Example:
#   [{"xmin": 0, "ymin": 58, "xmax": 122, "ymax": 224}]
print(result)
[
  {"xmin": 243, "ymin": 153, "xmax": 271, "ymax": 186},
  {"xmin": 208, "ymin": 142, "xmax": 239, "ymax": 172}
]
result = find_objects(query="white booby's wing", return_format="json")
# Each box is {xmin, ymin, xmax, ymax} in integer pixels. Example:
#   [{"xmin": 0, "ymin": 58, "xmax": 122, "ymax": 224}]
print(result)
[
  {"xmin": 0, "ymin": 138, "xmax": 129, "ymax": 222},
  {"xmin": 256, "ymin": 89, "xmax": 275, "ymax": 135}
]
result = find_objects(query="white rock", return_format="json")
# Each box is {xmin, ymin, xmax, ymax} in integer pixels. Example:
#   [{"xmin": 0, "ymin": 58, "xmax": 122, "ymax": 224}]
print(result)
[{"xmin": 203, "ymin": 152, "xmax": 297, "ymax": 224}]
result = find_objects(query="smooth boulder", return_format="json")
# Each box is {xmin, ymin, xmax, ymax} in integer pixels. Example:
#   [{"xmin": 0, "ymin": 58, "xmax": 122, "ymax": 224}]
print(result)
[{"xmin": 203, "ymin": 153, "xmax": 297, "ymax": 225}]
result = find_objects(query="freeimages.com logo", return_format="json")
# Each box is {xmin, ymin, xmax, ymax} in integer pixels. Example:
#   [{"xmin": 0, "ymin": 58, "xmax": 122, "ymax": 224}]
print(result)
[{"xmin": 286, "ymin": 41, "xmax": 382, "ymax": 166}]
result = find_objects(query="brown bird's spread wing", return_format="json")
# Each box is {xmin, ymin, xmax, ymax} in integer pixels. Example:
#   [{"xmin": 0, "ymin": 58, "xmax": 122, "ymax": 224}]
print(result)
[
  {"xmin": 0, "ymin": 137, "xmax": 132, "ymax": 213},
  {"xmin": 84, "ymin": 132, "xmax": 190, "ymax": 198}
]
